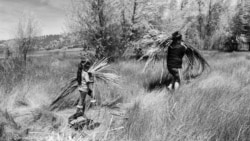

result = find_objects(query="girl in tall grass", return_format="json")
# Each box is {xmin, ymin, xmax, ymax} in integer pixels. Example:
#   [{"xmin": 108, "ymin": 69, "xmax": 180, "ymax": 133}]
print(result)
[{"xmin": 68, "ymin": 59, "xmax": 96, "ymax": 125}]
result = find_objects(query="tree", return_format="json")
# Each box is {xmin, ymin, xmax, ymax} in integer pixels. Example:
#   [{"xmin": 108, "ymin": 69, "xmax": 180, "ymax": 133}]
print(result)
[
  {"xmin": 67, "ymin": 0, "xmax": 171, "ymax": 59},
  {"xmin": 240, "ymin": 0, "xmax": 250, "ymax": 50},
  {"xmin": 197, "ymin": 0, "xmax": 205, "ymax": 41},
  {"xmin": 15, "ymin": 12, "xmax": 41, "ymax": 63},
  {"xmin": 67, "ymin": 0, "xmax": 122, "ymax": 59},
  {"xmin": 230, "ymin": 0, "xmax": 250, "ymax": 50}
]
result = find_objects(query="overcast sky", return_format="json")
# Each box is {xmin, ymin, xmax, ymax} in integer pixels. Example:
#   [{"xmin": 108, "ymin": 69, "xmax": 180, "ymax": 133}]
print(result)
[{"xmin": 0, "ymin": 0, "xmax": 70, "ymax": 40}]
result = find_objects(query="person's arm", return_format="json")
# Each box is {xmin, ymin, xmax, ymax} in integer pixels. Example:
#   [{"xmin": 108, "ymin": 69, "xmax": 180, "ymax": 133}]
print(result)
[
  {"xmin": 83, "ymin": 71, "xmax": 94, "ymax": 84},
  {"xmin": 181, "ymin": 42, "xmax": 188, "ymax": 50},
  {"xmin": 83, "ymin": 71, "xmax": 94, "ymax": 98}
]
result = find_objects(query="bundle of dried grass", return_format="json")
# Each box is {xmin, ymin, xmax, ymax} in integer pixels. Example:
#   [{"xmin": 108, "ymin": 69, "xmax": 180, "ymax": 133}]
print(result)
[
  {"xmin": 49, "ymin": 58, "xmax": 121, "ymax": 111},
  {"xmin": 88, "ymin": 58, "xmax": 121, "ymax": 87},
  {"xmin": 49, "ymin": 78, "xmax": 78, "ymax": 111}
]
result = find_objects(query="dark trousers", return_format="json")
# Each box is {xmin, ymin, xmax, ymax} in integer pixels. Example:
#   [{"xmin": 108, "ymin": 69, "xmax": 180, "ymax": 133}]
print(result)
[
  {"xmin": 168, "ymin": 67, "xmax": 181, "ymax": 87},
  {"xmin": 77, "ymin": 89, "xmax": 93, "ymax": 113},
  {"xmin": 68, "ymin": 89, "xmax": 93, "ymax": 123}
]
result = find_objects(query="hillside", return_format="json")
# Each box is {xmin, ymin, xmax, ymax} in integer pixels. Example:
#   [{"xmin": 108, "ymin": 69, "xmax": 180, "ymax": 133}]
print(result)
[{"xmin": 0, "ymin": 33, "xmax": 82, "ymax": 53}]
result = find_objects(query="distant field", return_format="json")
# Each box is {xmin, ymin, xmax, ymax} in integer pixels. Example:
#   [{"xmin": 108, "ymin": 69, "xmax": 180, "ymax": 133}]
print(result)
[
  {"xmin": 0, "ymin": 48, "xmax": 84, "ymax": 59},
  {"xmin": 31, "ymin": 48, "xmax": 84, "ymax": 56}
]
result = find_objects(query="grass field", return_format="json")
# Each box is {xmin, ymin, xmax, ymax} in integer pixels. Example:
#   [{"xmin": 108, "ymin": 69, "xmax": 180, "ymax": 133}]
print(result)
[{"xmin": 0, "ymin": 51, "xmax": 250, "ymax": 141}]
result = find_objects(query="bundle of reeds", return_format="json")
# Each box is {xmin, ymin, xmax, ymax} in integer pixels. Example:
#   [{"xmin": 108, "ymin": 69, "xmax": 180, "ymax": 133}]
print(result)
[
  {"xmin": 49, "ymin": 78, "xmax": 78, "ymax": 111},
  {"xmin": 88, "ymin": 58, "xmax": 121, "ymax": 87},
  {"xmin": 49, "ymin": 58, "xmax": 121, "ymax": 111}
]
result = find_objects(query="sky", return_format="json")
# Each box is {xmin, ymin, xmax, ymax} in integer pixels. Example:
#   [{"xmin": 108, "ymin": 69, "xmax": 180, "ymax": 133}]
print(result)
[{"xmin": 0, "ymin": 0, "xmax": 70, "ymax": 40}]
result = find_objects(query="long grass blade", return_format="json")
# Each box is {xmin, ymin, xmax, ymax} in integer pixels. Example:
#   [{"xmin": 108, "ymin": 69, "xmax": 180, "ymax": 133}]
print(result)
[
  {"xmin": 183, "ymin": 42, "xmax": 210, "ymax": 78},
  {"xmin": 49, "ymin": 78, "xmax": 78, "ymax": 111}
]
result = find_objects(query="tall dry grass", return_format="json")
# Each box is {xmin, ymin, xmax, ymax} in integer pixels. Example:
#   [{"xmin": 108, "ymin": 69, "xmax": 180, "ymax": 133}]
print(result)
[
  {"xmin": 1, "ymin": 51, "xmax": 250, "ymax": 141},
  {"xmin": 124, "ymin": 52, "xmax": 250, "ymax": 141},
  {"xmin": 0, "ymin": 55, "xmax": 79, "ymax": 140}
]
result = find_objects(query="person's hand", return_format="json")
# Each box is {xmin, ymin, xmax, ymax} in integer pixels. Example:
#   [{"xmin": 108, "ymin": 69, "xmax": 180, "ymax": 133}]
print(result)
[{"xmin": 90, "ymin": 98, "xmax": 96, "ymax": 103}]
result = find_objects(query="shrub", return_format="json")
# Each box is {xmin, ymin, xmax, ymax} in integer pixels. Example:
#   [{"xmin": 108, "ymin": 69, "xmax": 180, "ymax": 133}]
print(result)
[{"xmin": 0, "ymin": 57, "xmax": 26, "ymax": 93}]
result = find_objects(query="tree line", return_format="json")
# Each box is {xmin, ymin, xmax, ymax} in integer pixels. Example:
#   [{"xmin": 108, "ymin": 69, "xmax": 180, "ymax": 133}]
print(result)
[{"xmin": 3, "ymin": 0, "xmax": 250, "ymax": 62}]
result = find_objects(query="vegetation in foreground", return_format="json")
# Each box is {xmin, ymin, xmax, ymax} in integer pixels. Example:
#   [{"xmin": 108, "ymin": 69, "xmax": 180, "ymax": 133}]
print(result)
[{"xmin": 0, "ymin": 51, "xmax": 250, "ymax": 141}]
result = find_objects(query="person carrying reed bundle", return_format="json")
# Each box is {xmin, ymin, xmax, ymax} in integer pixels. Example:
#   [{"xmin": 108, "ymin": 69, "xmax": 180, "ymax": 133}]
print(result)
[
  {"xmin": 49, "ymin": 58, "xmax": 121, "ymax": 127},
  {"xmin": 141, "ymin": 30, "xmax": 209, "ymax": 90},
  {"xmin": 167, "ymin": 31, "xmax": 187, "ymax": 90},
  {"xmin": 68, "ymin": 59, "xmax": 96, "ymax": 125}
]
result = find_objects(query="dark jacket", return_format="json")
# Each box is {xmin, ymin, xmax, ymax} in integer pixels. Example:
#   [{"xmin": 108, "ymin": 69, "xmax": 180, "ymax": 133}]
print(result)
[{"xmin": 167, "ymin": 42, "xmax": 187, "ymax": 68}]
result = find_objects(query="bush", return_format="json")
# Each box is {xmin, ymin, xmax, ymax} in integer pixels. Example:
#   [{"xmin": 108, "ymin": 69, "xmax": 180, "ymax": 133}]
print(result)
[
  {"xmin": 223, "ymin": 36, "xmax": 238, "ymax": 52},
  {"xmin": 0, "ymin": 58, "xmax": 26, "ymax": 93}
]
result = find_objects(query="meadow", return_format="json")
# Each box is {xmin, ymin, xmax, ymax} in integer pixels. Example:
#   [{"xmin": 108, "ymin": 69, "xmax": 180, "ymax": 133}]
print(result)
[{"xmin": 0, "ymin": 51, "xmax": 250, "ymax": 141}]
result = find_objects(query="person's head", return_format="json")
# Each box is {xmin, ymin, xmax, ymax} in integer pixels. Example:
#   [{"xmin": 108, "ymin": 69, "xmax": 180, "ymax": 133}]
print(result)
[
  {"xmin": 79, "ymin": 59, "xmax": 91, "ymax": 71},
  {"xmin": 172, "ymin": 31, "xmax": 182, "ymax": 42},
  {"xmin": 81, "ymin": 60, "xmax": 90, "ymax": 71}
]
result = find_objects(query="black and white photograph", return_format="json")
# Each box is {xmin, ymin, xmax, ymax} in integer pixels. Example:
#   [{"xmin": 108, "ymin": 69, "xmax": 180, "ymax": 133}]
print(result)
[{"xmin": 0, "ymin": 0, "xmax": 250, "ymax": 140}]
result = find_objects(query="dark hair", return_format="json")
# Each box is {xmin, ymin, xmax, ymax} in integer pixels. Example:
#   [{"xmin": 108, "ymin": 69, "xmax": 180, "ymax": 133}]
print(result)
[
  {"xmin": 77, "ymin": 62, "xmax": 83, "ymax": 85},
  {"xmin": 77, "ymin": 60, "xmax": 91, "ymax": 85},
  {"xmin": 172, "ymin": 31, "xmax": 182, "ymax": 41}
]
